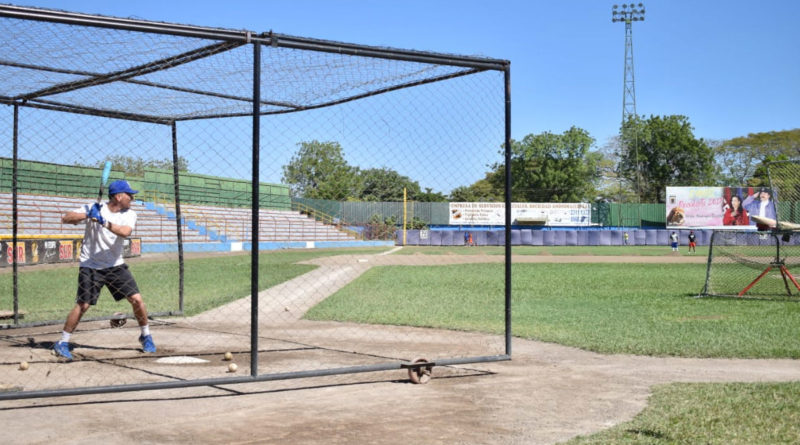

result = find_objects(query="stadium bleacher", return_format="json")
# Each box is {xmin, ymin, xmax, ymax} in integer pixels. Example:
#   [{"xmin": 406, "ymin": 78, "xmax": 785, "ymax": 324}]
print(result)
[{"xmin": 0, "ymin": 193, "xmax": 357, "ymax": 244}]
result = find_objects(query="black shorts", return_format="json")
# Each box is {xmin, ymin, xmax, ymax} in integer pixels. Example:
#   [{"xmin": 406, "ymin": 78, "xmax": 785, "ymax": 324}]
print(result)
[{"xmin": 77, "ymin": 264, "xmax": 140, "ymax": 305}]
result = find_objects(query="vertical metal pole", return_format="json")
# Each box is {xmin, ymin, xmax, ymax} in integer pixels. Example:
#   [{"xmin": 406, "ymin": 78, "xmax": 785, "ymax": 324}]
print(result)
[
  {"xmin": 12, "ymin": 104, "xmax": 19, "ymax": 325},
  {"xmin": 171, "ymin": 122, "xmax": 185, "ymax": 313},
  {"xmin": 503, "ymin": 66, "xmax": 512, "ymax": 357},
  {"xmin": 701, "ymin": 230, "xmax": 715, "ymax": 296},
  {"xmin": 250, "ymin": 40, "xmax": 261, "ymax": 376},
  {"xmin": 403, "ymin": 187, "xmax": 407, "ymax": 245}
]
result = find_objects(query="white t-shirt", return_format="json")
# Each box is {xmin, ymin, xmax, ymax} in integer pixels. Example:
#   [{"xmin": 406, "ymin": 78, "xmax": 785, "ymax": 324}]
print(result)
[
  {"xmin": 758, "ymin": 200, "xmax": 769, "ymax": 217},
  {"xmin": 74, "ymin": 203, "xmax": 137, "ymax": 269}
]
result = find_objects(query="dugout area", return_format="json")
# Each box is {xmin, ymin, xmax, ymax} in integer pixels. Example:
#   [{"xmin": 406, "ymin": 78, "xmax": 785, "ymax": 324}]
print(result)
[{"xmin": 0, "ymin": 5, "xmax": 511, "ymax": 399}]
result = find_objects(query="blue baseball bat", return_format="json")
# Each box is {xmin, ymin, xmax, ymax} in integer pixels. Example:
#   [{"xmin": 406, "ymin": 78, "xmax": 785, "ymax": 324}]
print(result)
[{"xmin": 98, "ymin": 161, "xmax": 112, "ymax": 202}]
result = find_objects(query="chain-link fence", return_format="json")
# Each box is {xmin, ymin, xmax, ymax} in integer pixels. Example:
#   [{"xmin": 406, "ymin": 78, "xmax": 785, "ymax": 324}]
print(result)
[
  {"xmin": 0, "ymin": 5, "xmax": 510, "ymax": 399},
  {"xmin": 768, "ymin": 160, "xmax": 800, "ymax": 227}
]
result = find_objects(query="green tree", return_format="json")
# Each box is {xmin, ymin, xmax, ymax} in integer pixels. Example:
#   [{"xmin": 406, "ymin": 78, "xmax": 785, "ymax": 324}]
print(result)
[
  {"xmin": 415, "ymin": 187, "xmax": 448, "ymax": 202},
  {"xmin": 449, "ymin": 172, "xmax": 503, "ymax": 202},
  {"xmin": 618, "ymin": 115, "xmax": 714, "ymax": 203},
  {"xmin": 586, "ymin": 140, "xmax": 638, "ymax": 202},
  {"xmin": 500, "ymin": 126, "xmax": 599, "ymax": 202},
  {"xmin": 359, "ymin": 167, "xmax": 420, "ymax": 201},
  {"xmin": 282, "ymin": 140, "xmax": 360, "ymax": 200},
  {"xmin": 715, "ymin": 129, "xmax": 800, "ymax": 185}
]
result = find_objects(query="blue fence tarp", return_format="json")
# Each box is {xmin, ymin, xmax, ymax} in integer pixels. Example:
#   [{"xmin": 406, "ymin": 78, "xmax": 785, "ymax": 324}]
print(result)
[
  {"xmin": 429, "ymin": 230, "xmax": 443, "ymax": 246},
  {"xmin": 564, "ymin": 230, "xmax": 577, "ymax": 246},
  {"xmin": 397, "ymin": 228, "xmax": 725, "ymax": 246},
  {"xmin": 486, "ymin": 231, "xmax": 503, "ymax": 246}
]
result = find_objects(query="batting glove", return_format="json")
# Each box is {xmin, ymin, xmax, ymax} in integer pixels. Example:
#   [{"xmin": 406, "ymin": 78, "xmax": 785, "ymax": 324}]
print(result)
[{"xmin": 88, "ymin": 203, "xmax": 107, "ymax": 227}]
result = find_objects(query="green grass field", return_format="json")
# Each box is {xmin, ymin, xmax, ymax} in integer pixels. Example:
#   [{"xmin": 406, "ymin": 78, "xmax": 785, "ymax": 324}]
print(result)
[
  {"xmin": 565, "ymin": 381, "xmax": 800, "ymax": 444},
  {"xmin": 0, "ymin": 247, "xmax": 391, "ymax": 322},
  {"xmin": 3, "ymin": 245, "xmax": 798, "ymax": 442},
  {"xmin": 306, "ymin": 261, "xmax": 800, "ymax": 358}
]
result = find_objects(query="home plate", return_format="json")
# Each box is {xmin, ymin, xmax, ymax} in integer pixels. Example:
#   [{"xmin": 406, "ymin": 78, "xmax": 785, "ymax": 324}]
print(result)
[{"xmin": 156, "ymin": 356, "xmax": 209, "ymax": 364}]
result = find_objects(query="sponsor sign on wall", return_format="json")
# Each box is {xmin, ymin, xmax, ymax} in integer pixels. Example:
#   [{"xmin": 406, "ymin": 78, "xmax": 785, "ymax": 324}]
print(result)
[
  {"xmin": 666, "ymin": 186, "xmax": 775, "ymax": 229},
  {"xmin": 0, "ymin": 237, "xmax": 141, "ymax": 267},
  {"xmin": 449, "ymin": 202, "xmax": 591, "ymax": 226}
]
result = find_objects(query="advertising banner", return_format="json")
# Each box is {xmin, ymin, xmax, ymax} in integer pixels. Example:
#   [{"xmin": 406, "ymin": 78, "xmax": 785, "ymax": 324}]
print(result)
[
  {"xmin": 666, "ymin": 186, "xmax": 775, "ymax": 229},
  {"xmin": 0, "ymin": 237, "xmax": 141, "ymax": 267},
  {"xmin": 449, "ymin": 202, "xmax": 591, "ymax": 226}
]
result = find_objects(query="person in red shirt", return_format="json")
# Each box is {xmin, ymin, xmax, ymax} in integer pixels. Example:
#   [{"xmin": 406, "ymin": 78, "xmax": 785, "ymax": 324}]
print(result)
[
  {"xmin": 688, "ymin": 230, "xmax": 697, "ymax": 254},
  {"xmin": 723, "ymin": 195, "xmax": 750, "ymax": 226}
]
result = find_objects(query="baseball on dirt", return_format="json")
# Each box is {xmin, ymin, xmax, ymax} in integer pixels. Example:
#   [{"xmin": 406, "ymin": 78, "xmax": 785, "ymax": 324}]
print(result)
[
  {"xmin": 110, "ymin": 312, "xmax": 127, "ymax": 328},
  {"xmin": 19, "ymin": 361, "xmax": 29, "ymax": 371},
  {"xmin": 228, "ymin": 363, "xmax": 238, "ymax": 372},
  {"xmin": 223, "ymin": 351, "xmax": 233, "ymax": 361}
]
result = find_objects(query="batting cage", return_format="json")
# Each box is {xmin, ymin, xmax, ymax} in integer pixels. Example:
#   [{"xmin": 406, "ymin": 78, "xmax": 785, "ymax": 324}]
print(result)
[
  {"xmin": 0, "ymin": 5, "xmax": 511, "ymax": 399},
  {"xmin": 701, "ymin": 161, "xmax": 800, "ymax": 299}
]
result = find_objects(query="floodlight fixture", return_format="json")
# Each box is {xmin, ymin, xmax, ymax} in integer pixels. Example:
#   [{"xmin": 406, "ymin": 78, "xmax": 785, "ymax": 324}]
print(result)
[{"xmin": 611, "ymin": 2, "xmax": 645, "ymax": 22}]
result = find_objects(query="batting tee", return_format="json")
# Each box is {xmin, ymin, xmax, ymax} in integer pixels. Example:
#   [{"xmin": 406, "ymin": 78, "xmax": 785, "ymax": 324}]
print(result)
[{"xmin": 0, "ymin": 5, "xmax": 511, "ymax": 399}]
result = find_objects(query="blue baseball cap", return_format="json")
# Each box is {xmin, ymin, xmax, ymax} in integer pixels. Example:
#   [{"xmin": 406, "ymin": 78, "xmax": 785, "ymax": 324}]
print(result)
[{"xmin": 108, "ymin": 180, "xmax": 138, "ymax": 196}]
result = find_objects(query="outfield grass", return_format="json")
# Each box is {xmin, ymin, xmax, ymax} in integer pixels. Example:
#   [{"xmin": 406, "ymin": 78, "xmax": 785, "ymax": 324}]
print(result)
[
  {"xmin": 565, "ymin": 382, "xmax": 800, "ymax": 444},
  {"xmin": 395, "ymin": 245, "xmax": 710, "ymax": 256},
  {"xmin": 306, "ymin": 262, "xmax": 800, "ymax": 358},
  {"xmin": 0, "ymin": 247, "xmax": 391, "ymax": 322}
]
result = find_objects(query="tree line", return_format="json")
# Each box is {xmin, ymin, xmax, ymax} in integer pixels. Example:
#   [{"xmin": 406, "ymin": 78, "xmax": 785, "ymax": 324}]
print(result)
[
  {"xmin": 88, "ymin": 119, "xmax": 800, "ymax": 205},
  {"xmin": 282, "ymin": 117, "xmax": 800, "ymax": 204}
]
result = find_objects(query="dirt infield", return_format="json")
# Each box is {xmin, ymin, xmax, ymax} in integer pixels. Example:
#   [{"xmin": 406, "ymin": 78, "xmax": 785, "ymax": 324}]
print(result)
[{"xmin": 1, "ymin": 251, "xmax": 798, "ymax": 445}]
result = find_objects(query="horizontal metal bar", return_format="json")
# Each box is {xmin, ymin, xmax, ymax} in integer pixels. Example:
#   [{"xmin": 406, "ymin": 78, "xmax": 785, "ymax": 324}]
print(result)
[
  {"xmin": 0, "ymin": 99, "xmax": 173, "ymax": 125},
  {"xmin": 268, "ymin": 33, "xmax": 509, "ymax": 71},
  {"xmin": 0, "ymin": 310, "xmax": 181, "ymax": 330},
  {"xmin": 0, "ymin": 355, "xmax": 510, "ymax": 400},
  {"xmin": 0, "ymin": 4, "xmax": 252, "ymax": 41},
  {"xmin": 0, "ymin": 5, "xmax": 509, "ymax": 70}
]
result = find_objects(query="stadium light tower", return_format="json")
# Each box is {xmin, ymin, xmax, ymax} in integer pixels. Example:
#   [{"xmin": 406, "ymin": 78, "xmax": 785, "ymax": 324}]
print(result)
[
  {"xmin": 612, "ymin": 3, "xmax": 645, "ymax": 124},
  {"xmin": 612, "ymin": 3, "xmax": 645, "ymax": 224}
]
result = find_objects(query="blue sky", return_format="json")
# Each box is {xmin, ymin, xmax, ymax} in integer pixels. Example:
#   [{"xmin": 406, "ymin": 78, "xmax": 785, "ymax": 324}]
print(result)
[
  {"xmin": 15, "ymin": 0, "xmax": 799, "ymax": 147},
  {"xmin": 7, "ymin": 1, "xmax": 800, "ymax": 193}
]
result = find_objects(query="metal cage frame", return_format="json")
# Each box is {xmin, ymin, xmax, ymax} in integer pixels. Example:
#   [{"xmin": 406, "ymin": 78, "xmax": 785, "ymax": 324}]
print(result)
[{"xmin": 0, "ymin": 4, "xmax": 512, "ymax": 400}]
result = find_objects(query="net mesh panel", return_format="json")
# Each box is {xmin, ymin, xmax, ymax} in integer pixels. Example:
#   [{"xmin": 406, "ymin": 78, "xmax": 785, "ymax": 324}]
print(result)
[
  {"xmin": 0, "ymin": 16, "xmax": 471, "ymax": 120},
  {"xmin": 702, "ymin": 230, "xmax": 800, "ymax": 298},
  {"xmin": 0, "ymin": 8, "xmax": 507, "ymax": 394},
  {"xmin": 768, "ymin": 160, "xmax": 800, "ymax": 225}
]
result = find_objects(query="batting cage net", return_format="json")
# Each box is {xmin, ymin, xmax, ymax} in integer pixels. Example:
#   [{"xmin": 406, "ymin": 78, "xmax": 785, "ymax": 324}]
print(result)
[
  {"xmin": 701, "ymin": 160, "xmax": 800, "ymax": 299},
  {"xmin": 701, "ymin": 230, "xmax": 800, "ymax": 299},
  {"xmin": 0, "ymin": 6, "xmax": 510, "ymax": 398},
  {"xmin": 768, "ymin": 160, "xmax": 800, "ymax": 226}
]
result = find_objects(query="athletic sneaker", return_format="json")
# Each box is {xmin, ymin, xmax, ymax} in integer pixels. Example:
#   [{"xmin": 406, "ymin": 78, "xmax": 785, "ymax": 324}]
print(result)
[
  {"xmin": 53, "ymin": 341, "xmax": 72, "ymax": 360},
  {"xmin": 139, "ymin": 334, "xmax": 156, "ymax": 353}
]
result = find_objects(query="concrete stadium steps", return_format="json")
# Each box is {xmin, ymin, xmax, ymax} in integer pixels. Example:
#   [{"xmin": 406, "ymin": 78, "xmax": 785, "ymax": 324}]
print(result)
[
  {"xmin": 2, "ymin": 193, "xmax": 356, "ymax": 244},
  {"xmin": 0, "ymin": 193, "xmax": 209, "ymax": 243},
  {"xmin": 155, "ymin": 202, "xmax": 357, "ymax": 242}
]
